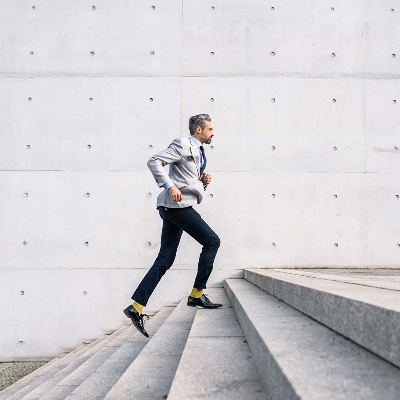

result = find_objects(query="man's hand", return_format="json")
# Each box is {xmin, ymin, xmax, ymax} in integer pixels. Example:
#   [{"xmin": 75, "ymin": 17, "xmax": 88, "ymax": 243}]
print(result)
[
  {"xmin": 169, "ymin": 186, "xmax": 182, "ymax": 202},
  {"xmin": 201, "ymin": 173, "xmax": 212, "ymax": 185}
]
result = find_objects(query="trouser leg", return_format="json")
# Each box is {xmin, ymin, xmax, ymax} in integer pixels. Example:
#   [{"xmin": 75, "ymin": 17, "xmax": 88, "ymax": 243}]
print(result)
[
  {"xmin": 131, "ymin": 214, "xmax": 183, "ymax": 306},
  {"xmin": 158, "ymin": 207, "xmax": 220, "ymax": 290}
]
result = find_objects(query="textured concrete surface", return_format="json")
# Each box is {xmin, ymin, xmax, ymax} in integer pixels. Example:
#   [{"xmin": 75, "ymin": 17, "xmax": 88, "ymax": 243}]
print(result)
[
  {"xmin": 104, "ymin": 299, "xmax": 196, "ymax": 399},
  {"xmin": 65, "ymin": 307, "xmax": 173, "ymax": 399},
  {"xmin": 168, "ymin": 288, "xmax": 268, "ymax": 400},
  {"xmin": 225, "ymin": 278, "xmax": 400, "ymax": 400},
  {"xmin": 245, "ymin": 268, "xmax": 400, "ymax": 368}
]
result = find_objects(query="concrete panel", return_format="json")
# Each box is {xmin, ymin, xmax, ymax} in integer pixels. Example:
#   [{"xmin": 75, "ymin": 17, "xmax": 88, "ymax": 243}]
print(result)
[
  {"xmin": 365, "ymin": 79, "xmax": 400, "ymax": 172},
  {"xmin": 0, "ymin": 171, "xmax": 161, "ymax": 268},
  {"xmin": 366, "ymin": 173, "xmax": 400, "ymax": 266},
  {"xmin": 183, "ymin": 0, "xmax": 364, "ymax": 77},
  {"xmin": 179, "ymin": 171, "xmax": 368, "ymax": 268},
  {"xmin": 1, "ymin": 0, "xmax": 182, "ymax": 76},
  {"xmin": 0, "ymin": 77, "xmax": 181, "ymax": 171},
  {"xmin": 0, "ymin": 266, "xmax": 235, "ymax": 360},
  {"xmin": 364, "ymin": 2, "xmax": 400, "ymax": 77},
  {"xmin": 182, "ymin": 77, "xmax": 365, "ymax": 172}
]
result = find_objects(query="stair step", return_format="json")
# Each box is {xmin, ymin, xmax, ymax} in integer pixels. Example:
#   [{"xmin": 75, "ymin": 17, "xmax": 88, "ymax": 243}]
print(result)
[
  {"xmin": 1, "ymin": 334, "xmax": 113, "ymax": 400},
  {"xmin": 104, "ymin": 298, "xmax": 197, "ymax": 399},
  {"xmin": 245, "ymin": 268, "xmax": 400, "ymax": 367},
  {"xmin": 225, "ymin": 278, "xmax": 400, "ymax": 400},
  {"xmin": 168, "ymin": 288, "xmax": 268, "ymax": 400},
  {"xmin": 0, "ymin": 341, "xmax": 94, "ymax": 400},
  {"xmin": 11, "ymin": 326, "xmax": 130, "ymax": 400},
  {"xmin": 65, "ymin": 306, "xmax": 174, "ymax": 399}
]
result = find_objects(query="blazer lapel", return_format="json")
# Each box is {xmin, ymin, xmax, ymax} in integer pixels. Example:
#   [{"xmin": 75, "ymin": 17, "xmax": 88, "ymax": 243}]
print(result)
[{"xmin": 189, "ymin": 140, "xmax": 201, "ymax": 178}]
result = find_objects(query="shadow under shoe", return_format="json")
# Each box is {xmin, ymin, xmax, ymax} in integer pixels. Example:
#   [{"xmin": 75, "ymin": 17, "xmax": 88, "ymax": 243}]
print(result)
[
  {"xmin": 187, "ymin": 293, "xmax": 223, "ymax": 308},
  {"xmin": 124, "ymin": 305, "xmax": 150, "ymax": 337}
]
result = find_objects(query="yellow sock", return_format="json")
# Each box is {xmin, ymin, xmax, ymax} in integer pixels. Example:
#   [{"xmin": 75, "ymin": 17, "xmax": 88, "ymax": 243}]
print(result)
[
  {"xmin": 132, "ymin": 301, "xmax": 144, "ymax": 314},
  {"xmin": 190, "ymin": 287, "xmax": 204, "ymax": 298}
]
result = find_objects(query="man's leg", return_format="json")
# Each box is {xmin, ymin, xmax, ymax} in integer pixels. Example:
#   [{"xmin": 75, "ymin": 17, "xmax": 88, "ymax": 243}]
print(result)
[
  {"xmin": 159, "ymin": 206, "xmax": 220, "ymax": 294},
  {"xmin": 131, "ymin": 212, "xmax": 183, "ymax": 307}
]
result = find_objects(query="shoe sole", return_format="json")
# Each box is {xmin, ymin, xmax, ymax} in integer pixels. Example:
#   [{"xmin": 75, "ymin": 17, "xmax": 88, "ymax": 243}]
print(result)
[{"xmin": 187, "ymin": 302, "xmax": 223, "ymax": 309}]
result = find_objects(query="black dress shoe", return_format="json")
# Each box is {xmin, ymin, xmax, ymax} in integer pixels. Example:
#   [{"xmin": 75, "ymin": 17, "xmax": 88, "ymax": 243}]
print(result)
[
  {"xmin": 187, "ymin": 294, "xmax": 223, "ymax": 308},
  {"xmin": 123, "ymin": 305, "xmax": 150, "ymax": 337}
]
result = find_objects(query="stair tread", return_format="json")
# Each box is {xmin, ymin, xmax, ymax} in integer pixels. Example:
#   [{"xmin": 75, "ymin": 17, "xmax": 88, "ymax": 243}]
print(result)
[
  {"xmin": 168, "ymin": 288, "xmax": 268, "ymax": 400},
  {"xmin": 225, "ymin": 278, "xmax": 400, "ymax": 400},
  {"xmin": 104, "ymin": 298, "xmax": 196, "ymax": 399},
  {"xmin": 64, "ymin": 307, "xmax": 174, "ymax": 400},
  {"xmin": 17, "ymin": 326, "xmax": 130, "ymax": 400},
  {"xmin": 245, "ymin": 268, "xmax": 400, "ymax": 367}
]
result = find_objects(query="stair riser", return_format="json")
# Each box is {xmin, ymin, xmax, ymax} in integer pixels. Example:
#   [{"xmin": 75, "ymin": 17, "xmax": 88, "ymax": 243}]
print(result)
[{"xmin": 245, "ymin": 270, "xmax": 400, "ymax": 368}]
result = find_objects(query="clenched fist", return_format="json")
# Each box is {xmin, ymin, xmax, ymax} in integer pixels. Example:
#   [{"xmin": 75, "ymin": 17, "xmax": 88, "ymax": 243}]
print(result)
[
  {"xmin": 168, "ymin": 186, "xmax": 182, "ymax": 202},
  {"xmin": 201, "ymin": 173, "xmax": 212, "ymax": 185}
]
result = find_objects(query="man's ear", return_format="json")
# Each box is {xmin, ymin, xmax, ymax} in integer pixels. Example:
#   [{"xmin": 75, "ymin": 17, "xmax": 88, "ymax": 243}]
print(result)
[{"xmin": 196, "ymin": 126, "xmax": 202, "ymax": 134}]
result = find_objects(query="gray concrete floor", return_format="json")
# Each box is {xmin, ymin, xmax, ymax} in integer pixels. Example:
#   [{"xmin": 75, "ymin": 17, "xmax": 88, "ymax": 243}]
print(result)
[{"xmin": 0, "ymin": 361, "xmax": 48, "ymax": 391}]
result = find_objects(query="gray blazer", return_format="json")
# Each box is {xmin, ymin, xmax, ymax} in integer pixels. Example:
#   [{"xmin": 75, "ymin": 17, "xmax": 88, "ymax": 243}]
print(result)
[{"xmin": 147, "ymin": 137, "xmax": 205, "ymax": 208}]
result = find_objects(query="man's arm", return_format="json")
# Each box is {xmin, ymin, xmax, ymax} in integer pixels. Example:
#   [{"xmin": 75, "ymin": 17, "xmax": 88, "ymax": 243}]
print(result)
[
  {"xmin": 148, "ymin": 139, "xmax": 183, "ymax": 202},
  {"xmin": 147, "ymin": 139, "xmax": 183, "ymax": 187}
]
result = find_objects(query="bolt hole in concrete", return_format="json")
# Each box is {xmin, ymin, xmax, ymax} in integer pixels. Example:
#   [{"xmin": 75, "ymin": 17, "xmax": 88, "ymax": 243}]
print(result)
[
  {"xmin": 26, "ymin": 145, "xmax": 30, "ymax": 149},
  {"xmin": 271, "ymin": 146, "xmax": 275, "ymax": 150},
  {"xmin": 334, "ymin": 243, "xmax": 339, "ymax": 247},
  {"xmin": 23, "ymin": 241, "xmax": 27, "ymax": 246},
  {"xmin": 396, "ymin": 195, "xmax": 399, "ymax": 199},
  {"xmin": 151, "ymin": 5, "xmax": 156, "ymax": 10},
  {"xmin": 89, "ymin": 97, "xmax": 93, "ymax": 101},
  {"xmin": 28, "ymin": 97, "xmax": 32, "ymax": 101},
  {"xmin": 271, "ymin": 98, "xmax": 275, "ymax": 102},
  {"xmin": 86, "ymin": 193, "xmax": 90, "ymax": 197},
  {"xmin": 272, "ymin": 194, "xmax": 275, "ymax": 198},
  {"xmin": 210, "ymin": 145, "xmax": 214, "ymax": 149},
  {"xmin": 333, "ymin": 146, "xmax": 337, "ymax": 151},
  {"xmin": 24, "ymin": 192, "xmax": 28, "ymax": 197},
  {"xmin": 148, "ymin": 242, "xmax": 152, "ymax": 246},
  {"xmin": 87, "ymin": 144, "xmax": 91, "ymax": 149},
  {"xmin": 148, "ymin": 144, "xmax": 153, "ymax": 149},
  {"xmin": 92, "ymin": 5, "xmax": 95, "ymax": 10},
  {"xmin": 272, "ymin": 243, "xmax": 276, "ymax": 247},
  {"xmin": 392, "ymin": 54, "xmax": 396, "ymax": 58},
  {"xmin": 20, "ymin": 291, "xmax": 24, "ymax": 295},
  {"xmin": 149, "ymin": 97, "xmax": 153, "ymax": 102},
  {"xmin": 210, "ymin": 98, "xmax": 214, "ymax": 102},
  {"xmin": 32, "ymin": 6, "xmax": 35, "ymax": 10}
]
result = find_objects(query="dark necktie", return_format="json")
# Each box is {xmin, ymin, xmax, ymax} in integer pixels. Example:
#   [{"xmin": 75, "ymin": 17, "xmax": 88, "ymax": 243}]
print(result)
[{"xmin": 199, "ymin": 145, "xmax": 207, "ymax": 176}]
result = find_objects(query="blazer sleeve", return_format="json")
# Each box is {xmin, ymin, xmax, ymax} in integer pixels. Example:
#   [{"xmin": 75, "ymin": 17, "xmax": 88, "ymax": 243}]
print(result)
[{"xmin": 147, "ymin": 138, "xmax": 183, "ymax": 187}]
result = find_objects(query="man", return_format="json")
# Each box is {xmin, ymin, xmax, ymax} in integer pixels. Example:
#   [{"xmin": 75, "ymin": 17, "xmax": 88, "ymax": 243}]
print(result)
[{"xmin": 124, "ymin": 114, "xmax": 222, "ymax": 337}]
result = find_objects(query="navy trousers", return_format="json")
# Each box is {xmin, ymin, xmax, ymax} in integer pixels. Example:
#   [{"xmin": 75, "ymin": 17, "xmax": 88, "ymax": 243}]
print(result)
[{"xmin": 131, "ymin": 206, "xmax": 220, "ymax": 306}]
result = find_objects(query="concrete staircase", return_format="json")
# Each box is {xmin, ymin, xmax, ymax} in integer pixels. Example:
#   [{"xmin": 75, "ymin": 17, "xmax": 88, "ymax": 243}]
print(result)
[{"xmin": 1, "ymin": 269, "xmax": 400, "ymax": 399}]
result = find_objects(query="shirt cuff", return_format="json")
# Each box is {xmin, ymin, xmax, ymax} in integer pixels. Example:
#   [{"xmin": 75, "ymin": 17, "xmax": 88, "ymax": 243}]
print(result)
[{"xmin": 163, "ymin": 179, "xmax": 174, "ymax": 190}]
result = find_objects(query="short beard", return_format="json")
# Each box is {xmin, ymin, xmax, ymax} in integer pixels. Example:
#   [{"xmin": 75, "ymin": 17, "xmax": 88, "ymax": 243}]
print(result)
[{"xmin": 205, "ymin": 137, "xmax": 213, "ymax": 144}]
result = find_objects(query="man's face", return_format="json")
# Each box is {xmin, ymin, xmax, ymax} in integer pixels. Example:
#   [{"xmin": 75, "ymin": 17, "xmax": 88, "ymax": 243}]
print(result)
[{"xmin": 196, "ymin": 121, "xmax": 214, "ymax": 144}]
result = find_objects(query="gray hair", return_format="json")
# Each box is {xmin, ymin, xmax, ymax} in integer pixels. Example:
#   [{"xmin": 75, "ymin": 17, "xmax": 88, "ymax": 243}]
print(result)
[{"xmin": 189, "ymin": 114, "xmax": 211, "ymax": 135}]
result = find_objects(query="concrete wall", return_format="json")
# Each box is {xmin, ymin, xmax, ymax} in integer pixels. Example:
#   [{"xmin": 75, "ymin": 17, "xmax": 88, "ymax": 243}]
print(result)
[{"xmin": 0, "ymin": 1, "xmax": 399, "ymax": 359}]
